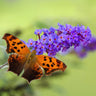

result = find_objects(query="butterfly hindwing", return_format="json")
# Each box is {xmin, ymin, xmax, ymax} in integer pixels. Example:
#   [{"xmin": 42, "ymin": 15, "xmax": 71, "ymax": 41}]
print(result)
[
  {"xmin": 2, "ymin": 33, "xmax": 30, "ymax": 55},
  {"xmin": 8, "ymin": 54, "xmax": 26, "ymax": 75},
  {"xmin": 36, "ymin": 55, "xmax": 67, "ymax": 75},
  {"xmin": 22, "ymin": 62, "xmax": 43, "ymax": 82}
]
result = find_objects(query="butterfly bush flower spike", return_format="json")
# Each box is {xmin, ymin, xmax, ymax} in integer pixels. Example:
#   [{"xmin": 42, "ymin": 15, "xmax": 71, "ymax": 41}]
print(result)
[
  {"xmin": 26, "ymin": 23, "xmax": 92, "ymax": 57},
  {"xmin": 74, "ymin": 36, "xmax": 96, "ymax": 58}
]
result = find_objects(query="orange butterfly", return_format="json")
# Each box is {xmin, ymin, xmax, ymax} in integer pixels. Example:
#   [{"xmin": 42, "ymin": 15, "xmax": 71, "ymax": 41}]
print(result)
[{"xmin": 2, "ymin": 33, "xmax": 67, "ymax": 83}]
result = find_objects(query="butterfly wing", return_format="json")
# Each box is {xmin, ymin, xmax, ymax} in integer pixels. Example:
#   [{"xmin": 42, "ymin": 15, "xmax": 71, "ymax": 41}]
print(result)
[
  {"xmin": 36, "ymin": 55, "xmax": 67, "ymax": 75},
  {"xmin": 3, "ymin": 33, "xmax": 30, "ymax": 75},
  {"xmin": 8, "ymin": 54, "xmax": 26, "ymax": 75},
  {"xmin": 2, "ymin": 33, "xmax": 30, "ymax": 55},
  {"xmin": 22, "ymin": 62, "xmax": 43, "ymax": 83}
]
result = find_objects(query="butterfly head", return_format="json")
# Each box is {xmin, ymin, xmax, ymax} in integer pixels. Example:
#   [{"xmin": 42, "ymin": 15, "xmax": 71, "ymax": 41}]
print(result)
[{"xmin": 31, "ymin": 50, "xmax": 36, "ymax": 55}]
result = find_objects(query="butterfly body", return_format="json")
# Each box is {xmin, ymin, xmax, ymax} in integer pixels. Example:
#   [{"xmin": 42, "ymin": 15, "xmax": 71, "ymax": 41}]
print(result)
[
  {"xmin": 2, "ymin": 33, "xmax": 67, "ymax": 83},
  {"xmin": 24, "ymin": 51, "xmax": 37, "ymax": 68}
]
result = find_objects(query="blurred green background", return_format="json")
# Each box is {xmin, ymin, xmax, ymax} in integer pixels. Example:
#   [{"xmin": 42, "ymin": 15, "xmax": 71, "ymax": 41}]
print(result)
[{"xmin": 0, "ymin": 0, "xmax": 96, "ymax": 96}]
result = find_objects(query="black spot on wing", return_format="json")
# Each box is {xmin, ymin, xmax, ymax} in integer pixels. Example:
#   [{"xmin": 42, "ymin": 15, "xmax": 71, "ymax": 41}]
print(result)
[
  {"xmin": 46, "ymin": 64, "xmax": 50, "ymax": 67},
  {"xmin": 17, "ymin": 49, "xmax": 20, "ymax": 52},
  {"xmin": 51, "ymin": 64, "xmax": 53, "ymax": 67},
  {"xmin": 56, "ymin": 59, "xmax": 61, "ymax": 67},
  {"xmin": 14, "ymin": 47, "xmax": 17, "ymax": 49},
  {"xmin": 51, "ymin": 63, "xmax": 55, "ymax": 67},
  {"xmin": 21, "ymin": 46, "xmax": 23, "ymax": 49},
  {"xmin": 49, "ymin": 57, "xmax": 52, "ymax": 62},
  {"xmin": 37, "ymin": 67, "xmax": 40, "ymax": 70},
  {"xmin": 42, "ymin": 63, "xmax": 45, "ymax": 66},
  {"xmin": 9, "ymin": 39, "xmax": 12, "ymax": 41},
  {"xmin": 44, "ymin": 58, "xmax": 47, "ymax": 61},
  {"xmin": 11, "ymin": 49, "xmax": 15, "ymax": 53},
  {"xmin": 57, "ymin": 64, "xmax": 60, "ymax": 67},
  {"xmin": 12, "ymin": 42, "xmax": 16, "ymax": 46},
  {"xmin": 17, "ymin": 41, "xmax": 23, "ymax": 45},
  {"xmin": 12, "ymin": 43, "xmax": 15, "ymax": 46}
]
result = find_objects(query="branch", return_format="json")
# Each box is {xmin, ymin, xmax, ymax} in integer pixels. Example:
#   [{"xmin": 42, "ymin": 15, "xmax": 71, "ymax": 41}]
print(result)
[{"xmin": 0, "ymin": 62, "xmax": 8, "ymax": 69}]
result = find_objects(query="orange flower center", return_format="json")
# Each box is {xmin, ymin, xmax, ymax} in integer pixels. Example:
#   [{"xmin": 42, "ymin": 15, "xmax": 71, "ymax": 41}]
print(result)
[
  {"xmin": 49, "ymin": 39, "xmax": 51, "ymax": 41},
  {"xmin": 60, "ymin": 36, "xmax": 62, "ymax": 39},
  {"xmin": 43, "ymin": 38, "xmax": 45, "ymax": 41},
  {"xmin": 30, "ymin": 43, "xmax": 32, "ymax": 45}
]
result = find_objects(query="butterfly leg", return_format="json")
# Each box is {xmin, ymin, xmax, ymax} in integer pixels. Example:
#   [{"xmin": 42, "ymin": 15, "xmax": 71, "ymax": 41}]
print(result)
[{"xmin": 8, "ymin": 54, "xmax": 26, "ymax": 75}]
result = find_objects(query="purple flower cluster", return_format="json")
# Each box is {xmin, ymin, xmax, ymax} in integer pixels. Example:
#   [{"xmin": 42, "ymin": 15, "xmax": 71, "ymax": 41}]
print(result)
[
  {"xmin": 74, "ymin": 36, "xmax": 96, "ymax": 58},
  {"xmin": 23, "ymin": 23, "xmax": 92, "ymax": 57}
]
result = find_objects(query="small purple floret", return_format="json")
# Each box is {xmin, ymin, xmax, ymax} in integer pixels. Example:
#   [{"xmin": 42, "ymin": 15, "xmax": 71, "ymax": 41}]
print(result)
[{"xmin": 34, "ymin": 29, "xmax": 42, "ymax": 35}]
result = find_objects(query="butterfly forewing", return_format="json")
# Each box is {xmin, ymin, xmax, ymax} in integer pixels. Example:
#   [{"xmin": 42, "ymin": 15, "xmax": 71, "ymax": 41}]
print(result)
[
  {"xmin": 36, "ymin": 55, "xmax": 67, "ymax": 75},
  {"xmin": 2, "ymin": 33, "xmax": 30, "ymax": 55}
]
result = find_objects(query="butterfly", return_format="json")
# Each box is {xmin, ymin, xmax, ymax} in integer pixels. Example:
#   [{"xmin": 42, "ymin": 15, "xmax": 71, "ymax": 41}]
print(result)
[{"xmin": 2, "ymin": 33, "xmax": 67, "ymax": 83}]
